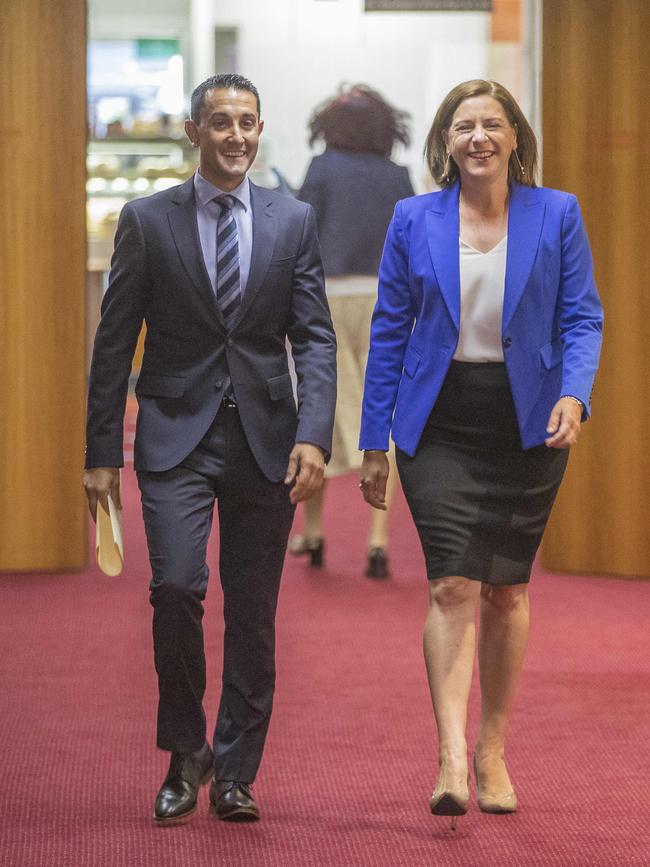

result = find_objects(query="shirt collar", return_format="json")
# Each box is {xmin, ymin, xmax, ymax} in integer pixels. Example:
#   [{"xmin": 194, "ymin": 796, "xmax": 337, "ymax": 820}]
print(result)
[{"xmin": 193, "ymin": 170, "xmax": 250, "ymax": 212}]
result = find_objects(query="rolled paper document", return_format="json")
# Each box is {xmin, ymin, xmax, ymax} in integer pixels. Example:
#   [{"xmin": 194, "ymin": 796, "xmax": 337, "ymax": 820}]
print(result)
[{"xmin": 96, "ymin": 494, "xmax": 124, "ymax": 576}]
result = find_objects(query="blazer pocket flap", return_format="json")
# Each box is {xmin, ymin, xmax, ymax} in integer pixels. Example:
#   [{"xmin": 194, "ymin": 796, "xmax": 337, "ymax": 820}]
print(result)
[
  {"xmin": 267, "ymin": 255, "xmax": 296, "ymax": 271},
  {"xmin": 267, "ymin": 373, "xmax": 293, "ymax": 400},
  {"xmin": 403, "ymin": 345, "xmax": 422, "ymax": 378},
  {"xmin": 539, "ymin": 339, "xmax": 563, "ymax": 370},
  {"xmin": 135, "ymin": 374, "xmax": 186, "ymax": 398}
]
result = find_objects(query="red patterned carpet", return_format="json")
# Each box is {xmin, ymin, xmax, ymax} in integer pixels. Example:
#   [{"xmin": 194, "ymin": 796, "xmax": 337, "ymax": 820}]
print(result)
[{"xmin": 1, "ymin": 465, "xmax": 648, "ymax": 867}]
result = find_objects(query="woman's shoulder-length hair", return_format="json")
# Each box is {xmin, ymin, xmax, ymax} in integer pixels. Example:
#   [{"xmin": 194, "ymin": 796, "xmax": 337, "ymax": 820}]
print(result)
[{"xmin": 424, "ymin": 79, "xmax": 538, "ymax": 188}]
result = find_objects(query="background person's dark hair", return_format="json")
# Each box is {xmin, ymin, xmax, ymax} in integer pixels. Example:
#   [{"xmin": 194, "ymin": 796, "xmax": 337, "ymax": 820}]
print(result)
[
  {"xmin": 308, "ymin": 84, "xmax": 411, "ymax": 157},
  {"xmin": 190, "ymin": 74, "xmax": 261, "ymax": 123},
  {"xmin": 424, "ymin": 79, "xmax": 538, "ymax": 188}
]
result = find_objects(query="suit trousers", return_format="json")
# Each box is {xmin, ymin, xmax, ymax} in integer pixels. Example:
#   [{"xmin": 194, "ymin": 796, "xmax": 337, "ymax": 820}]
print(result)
[{"xmin": 137, "ymin": 400, "xmax": 295, "ymax": 783}]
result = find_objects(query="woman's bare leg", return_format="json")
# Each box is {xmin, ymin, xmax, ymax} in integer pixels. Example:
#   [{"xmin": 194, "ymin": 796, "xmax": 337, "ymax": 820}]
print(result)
[
  {"xmin": 424, "ymin": 576, "xmax": 481, "ymax": 795},
  {"xmin": 302, "ymin": 483, "xmax": 325, "ymax": 542},
  {"xmin": 475, "ymin": 583, "xmax": 529, "ymax": 794}
]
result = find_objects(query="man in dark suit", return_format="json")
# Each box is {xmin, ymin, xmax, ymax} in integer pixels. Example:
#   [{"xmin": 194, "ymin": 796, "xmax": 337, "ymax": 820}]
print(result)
[{"xmin": 83, "ymin": 74, "xmax": 336, "ymax": 824}]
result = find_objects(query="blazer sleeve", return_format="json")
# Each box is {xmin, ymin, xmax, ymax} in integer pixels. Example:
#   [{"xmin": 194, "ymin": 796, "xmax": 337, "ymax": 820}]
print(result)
[
  {"xmin": 286, "ymin": 204, "xmax": 337, "ymax": 457},
  {"xmin": 557, "ymin": 195, "xmax": 604, "ymax": 416},
  {"xmin": 85, "ymin": 203, "xmax": 151, "ymax": 468},
  {"xmin": 359, "ymin": 201, "xmax": 416, "ymax": 450}
]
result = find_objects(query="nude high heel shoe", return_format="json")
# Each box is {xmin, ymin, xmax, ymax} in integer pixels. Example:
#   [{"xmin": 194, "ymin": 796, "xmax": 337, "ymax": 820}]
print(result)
[
  {"xmin": 473, "ymin": 753, "xmax": 517, "ymax": 813},
  {"xmin": 429, "ymin": 767, "xmax": 470, "ymax": 830},
  {"xmin": 288, "ymin": 534, "xmax": 324, "ymax": 567}
]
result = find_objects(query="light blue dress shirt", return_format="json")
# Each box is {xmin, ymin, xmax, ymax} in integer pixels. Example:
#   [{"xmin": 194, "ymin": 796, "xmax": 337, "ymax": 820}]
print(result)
[{"xmin": 193, "ymin": 170, "xmax": 253, "ymax": 295}]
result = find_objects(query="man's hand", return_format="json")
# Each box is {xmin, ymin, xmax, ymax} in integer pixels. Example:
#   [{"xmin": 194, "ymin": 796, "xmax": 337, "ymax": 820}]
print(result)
[
  {"xmin": 359, "ymin": 450, "xmax": 389, "ymax": 510},
  {"xmin": 284, "ymin": 443, "xmax": 325, "ymax": 504},
  {"xmin": 545, "ymin": 398, "xmax": 582, "ymax": 449},
  {"xmin": 83, "ymin": 467, "xmax": 121, "ymax": 522}
]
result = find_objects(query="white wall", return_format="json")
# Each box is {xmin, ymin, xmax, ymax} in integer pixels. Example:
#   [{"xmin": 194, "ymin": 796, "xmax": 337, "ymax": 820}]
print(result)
[
  {"xmin": 192, "ymin": 0, "xmax": 491, "ymax": 191},
  {"xmin": 90, "ymin": 0, "xmax": 190, "ymax": 36}
]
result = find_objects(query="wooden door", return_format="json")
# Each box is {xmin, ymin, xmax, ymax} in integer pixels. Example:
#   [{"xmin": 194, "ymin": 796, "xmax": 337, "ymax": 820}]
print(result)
[{"xmin": 542, "ymin": 0, "xmax": 649, "ymax": 577}]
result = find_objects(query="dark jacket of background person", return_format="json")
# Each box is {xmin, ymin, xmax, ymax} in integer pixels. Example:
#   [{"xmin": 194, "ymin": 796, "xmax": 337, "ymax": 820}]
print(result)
[{"xmin": 298, "ymin": 148, "xmax": 414, "ymax": 276}]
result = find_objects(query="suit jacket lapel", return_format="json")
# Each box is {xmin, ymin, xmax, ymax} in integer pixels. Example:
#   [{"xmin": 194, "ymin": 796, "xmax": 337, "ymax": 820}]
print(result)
[
  {"xmin": 167, "ymin": 178, "xmax": 226, "ymax": 328},
  {"xmin": 233, "ymin": 182, "xmax": 278, "ymax": 327},
  {"xmin": 426, "ymin": 183, "xmax": 461, "ymax": 331},
  {"xmin": 503, "ymin": 183, "xmax": 546, "ymax": 329}
]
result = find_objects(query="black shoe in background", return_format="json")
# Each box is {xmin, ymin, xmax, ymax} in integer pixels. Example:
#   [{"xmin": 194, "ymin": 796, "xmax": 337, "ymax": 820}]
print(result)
[{"xmin": 366, "ymin": 547, "xmax": 389, "ymax": 579}]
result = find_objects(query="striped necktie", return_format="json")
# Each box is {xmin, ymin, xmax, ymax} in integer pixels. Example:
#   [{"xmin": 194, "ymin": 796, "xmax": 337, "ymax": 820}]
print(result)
[{"xmin": 215, "ymin": 194, "xmax": 241, "ymax": 327}]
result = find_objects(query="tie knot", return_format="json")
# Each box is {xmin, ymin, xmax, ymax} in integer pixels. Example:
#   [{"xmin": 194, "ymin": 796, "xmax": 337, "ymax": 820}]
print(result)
[{"xmin": 215, "ymin": 194, "xmax": 236, "ymax": 212}]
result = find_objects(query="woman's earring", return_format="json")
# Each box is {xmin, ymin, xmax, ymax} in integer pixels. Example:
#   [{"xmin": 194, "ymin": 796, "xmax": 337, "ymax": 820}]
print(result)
[{"xmin": 513, "ymin": 149, "xmax": 525, "ymax": 176}]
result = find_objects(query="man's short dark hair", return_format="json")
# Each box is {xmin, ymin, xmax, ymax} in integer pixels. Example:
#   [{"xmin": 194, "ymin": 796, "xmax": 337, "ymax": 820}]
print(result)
[{"xmin": 190, "ymin": 74, "xmax": 261, "ymax": 123}]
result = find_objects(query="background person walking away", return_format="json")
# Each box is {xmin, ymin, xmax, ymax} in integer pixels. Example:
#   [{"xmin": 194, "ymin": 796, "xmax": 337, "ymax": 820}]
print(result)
[{"xmin": 293, "ymin": 84, "xmax": 414, "ymax": 579}]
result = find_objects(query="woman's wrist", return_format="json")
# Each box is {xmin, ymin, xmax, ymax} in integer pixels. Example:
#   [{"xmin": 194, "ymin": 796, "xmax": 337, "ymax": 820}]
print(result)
[{"xmin": 560, "ymin": 394, "xmax": 584, "ymax": 410}]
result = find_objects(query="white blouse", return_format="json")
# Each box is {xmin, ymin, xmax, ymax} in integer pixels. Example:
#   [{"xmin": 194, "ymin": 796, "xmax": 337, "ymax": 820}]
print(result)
[{"xmin": 453, "ymin": 235, "xmax": 507, "ymax": 363}]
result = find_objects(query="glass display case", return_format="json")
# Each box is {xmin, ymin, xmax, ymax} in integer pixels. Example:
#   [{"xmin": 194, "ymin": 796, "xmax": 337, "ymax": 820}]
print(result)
[
  {"xmin": 87, "ymin": 36, "xmax": 192, "ymax": 271},
  {"xmin": 87, "ymin": 137, "xmax": 197, "ymax": 271}
]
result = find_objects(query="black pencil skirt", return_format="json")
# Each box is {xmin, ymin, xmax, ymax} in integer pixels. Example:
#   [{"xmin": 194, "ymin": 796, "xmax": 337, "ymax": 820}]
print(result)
[{"xmin": 396, "ymin": 361, "xmax": 568, "ymax": 585}]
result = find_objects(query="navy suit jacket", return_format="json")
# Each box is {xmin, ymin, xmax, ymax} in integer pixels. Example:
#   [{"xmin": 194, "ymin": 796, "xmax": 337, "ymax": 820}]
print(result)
[
  {"xmin": 359, "ymin": 182, "xmax": 603, "ymax": 454},
  {"xmin": 298, "ymin": 148, "xmax": 414, "ymax": 276},
  {"xmin": 86, "ymin": 177, "xmax": 337, "ymax": 481}
]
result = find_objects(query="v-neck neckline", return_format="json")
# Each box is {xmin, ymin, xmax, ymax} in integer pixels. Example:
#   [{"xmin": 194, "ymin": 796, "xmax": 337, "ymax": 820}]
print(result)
[{"xmin": 459, "ymin": 234, "xmax": 508, "ymax": 255}]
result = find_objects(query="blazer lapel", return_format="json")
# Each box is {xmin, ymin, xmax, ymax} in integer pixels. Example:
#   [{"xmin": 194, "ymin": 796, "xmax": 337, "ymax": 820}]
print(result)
[
  {"xmin": 166, "ymin": 179, "xmax": 226, "ymax": 328},
  {"xmin": 503, "ymin": 183, "xmax": 546, "ymax": 329},
  {"xmin": 233, "ymin": 182, "xmax": 278, "ymax": 327},
  {"xmin": 426, "ymin": 183, "xmax": 461, "ymax": 331}
]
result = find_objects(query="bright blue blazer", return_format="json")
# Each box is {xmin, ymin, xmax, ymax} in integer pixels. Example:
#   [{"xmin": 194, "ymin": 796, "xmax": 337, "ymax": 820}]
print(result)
[{"xmin": 359, "ymin": 182, "xmax": 603, "ymax": 454}]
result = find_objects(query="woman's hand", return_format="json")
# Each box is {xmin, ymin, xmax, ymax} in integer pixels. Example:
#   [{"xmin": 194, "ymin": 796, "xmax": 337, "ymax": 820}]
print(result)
[
  {"xmin": 545, "ymin": 398, "xmax": 582, "ymax": 448},
  {"xmin": 359, "ymin": 450, "xmax": 390, "ymax": 510}
]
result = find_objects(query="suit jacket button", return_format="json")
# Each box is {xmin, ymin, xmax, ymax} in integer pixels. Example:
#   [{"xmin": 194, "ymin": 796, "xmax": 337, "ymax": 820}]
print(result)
[
  {"xmin": 503, "ymin": 336, "xmax": 512, "ymax": 348},
  {"xmin": 215, "ymin": 380, "xmax": 223, "ymax": 390}
]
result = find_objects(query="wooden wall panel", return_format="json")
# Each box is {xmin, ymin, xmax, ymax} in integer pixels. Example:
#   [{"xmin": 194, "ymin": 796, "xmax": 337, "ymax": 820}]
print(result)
[
  {"xmin": 0, "ymin": 0, "xmax": 87, "ymax": 570},
  {"xmin": 541, "ymin": 0, "xmax": 649, "ymax": 576}
]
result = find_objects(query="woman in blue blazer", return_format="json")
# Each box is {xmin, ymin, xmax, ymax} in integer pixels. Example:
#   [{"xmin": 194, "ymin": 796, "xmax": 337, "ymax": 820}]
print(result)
[{"xmin": 359, "ymin": 80, "xmax": 603, "ymax": 827}]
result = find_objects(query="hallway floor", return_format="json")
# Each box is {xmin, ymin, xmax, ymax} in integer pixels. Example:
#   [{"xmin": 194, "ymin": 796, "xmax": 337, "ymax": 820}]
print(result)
[{"xmin": 1, "ymin": 469, "xmax": 647, "ymax": 866}]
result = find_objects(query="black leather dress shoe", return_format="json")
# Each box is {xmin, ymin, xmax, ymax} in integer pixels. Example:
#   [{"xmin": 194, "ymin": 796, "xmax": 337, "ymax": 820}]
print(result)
[
  {"xmin": 209, "ymin": 780, "xmax": 260, "ymax": 822},
  {"xmin": 154, "ymin": 742, "xmax": 214, "ymax": 824}
]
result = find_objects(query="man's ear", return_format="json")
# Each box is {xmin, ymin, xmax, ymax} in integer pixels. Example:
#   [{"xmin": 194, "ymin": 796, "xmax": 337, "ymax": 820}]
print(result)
[
  {"xmin": 258, "ymin": 119, "xmax": 265, "ymax": 135},
  {"xmin": 184, "ymin": 119, "xmax": 199, "ymax": 147}
]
